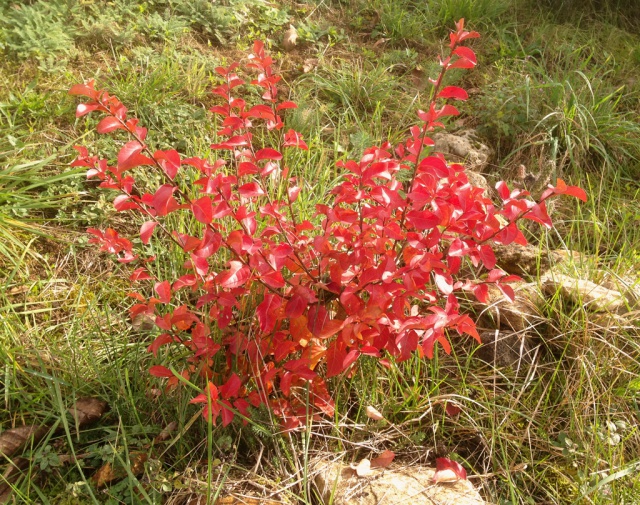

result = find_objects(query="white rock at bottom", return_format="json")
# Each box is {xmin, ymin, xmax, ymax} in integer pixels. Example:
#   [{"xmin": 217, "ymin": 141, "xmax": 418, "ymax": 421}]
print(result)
[{"xmin": 313, "ymin": 462, "xmax": 485, "ymax": 505}]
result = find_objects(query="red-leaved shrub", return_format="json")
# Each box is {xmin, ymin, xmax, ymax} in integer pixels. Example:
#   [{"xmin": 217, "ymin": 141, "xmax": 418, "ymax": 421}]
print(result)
[{"xmin": 70, "ymin": 20, "xmax": 586, "ymax": 430}]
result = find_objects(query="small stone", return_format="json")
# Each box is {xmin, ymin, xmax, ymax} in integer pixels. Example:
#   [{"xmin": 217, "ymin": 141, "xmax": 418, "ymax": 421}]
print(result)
[{"xmin": 282, "ymin": 25, "xmax": 298, "ymax": 51}]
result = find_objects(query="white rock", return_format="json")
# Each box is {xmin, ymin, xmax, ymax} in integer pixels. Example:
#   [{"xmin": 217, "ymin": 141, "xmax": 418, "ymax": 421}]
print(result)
[{"xmin": 313, "ymin": 461, "xmax": 485, "ymax": 505}]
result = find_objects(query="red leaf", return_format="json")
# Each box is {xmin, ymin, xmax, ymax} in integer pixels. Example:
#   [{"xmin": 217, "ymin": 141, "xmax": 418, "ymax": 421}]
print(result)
[
  {"xmin": 495, "ymin": 180, "xmax": 511, "ymax": 200},
  {"xmin": 154, "ymin": 150, "xmax": 181, "ymax": 180},
  {"xmin": 113, "ymin": 195, "xmax": 138, "ymax": 212},
  {"xmin": 152, "ymin": 184, "xmax": 178, "ymax": 216},
  {"xmin": 445, "ymin": 402, "xmax": 462, "ymax": 417},
  {"xmin": 436, "ymin": 104, "xmax": 460, "ymax": 118},
  {"xmin": 307, "ymin": 305, "xmax": 343, "ymax": 339},
  {"xmin": 541, "ymin": 178, "xmax": 588, "ymax": 202},
  {"xmin": 437, "ymin": 86, "xmax": 468, "ymax": 101},
  {"xmin": 220, "ymin": 400, "xmax": 234, "ymax": 427},
  {"xmin": 154, "ymin": 281, "xmax": 171, "ymax": 304},
  {"xmin": 238, "ymin": 182, "xmax": 265, "ymax": 198},
  {"xmin": 448, "ymin": 58, "xmax": 476, "ymax": 69},
  {"xmin": 453, "ymin": 46, "xmax": 477, "ymax": 64},
  {"xmin": 283, "ymin": 129, "xmax": 308, "ymax": 150},
  {"xmin": 276, "ymin": 101, "xmax": 298, "ymax": 110},
  {"xmin": 473, "ymin": 283, "xmax": 489, "ymax": 303},
  {"xmin": 478, "ymin": 245, "xmax": 496, "ymax": 269},
  {"xmin": 217, "ymin": 261, "xmax": 251, "ymax": 289},
  {"xmin": 285, "ymin": 293, "xmax": 307, "ymax": 319},
  {"xmin": 140, "ymin": 221, "xmax": 158, "ymax": 245},
  {"xmin": 69, "ymin": 81, "xmax": 98, "ymax": 99},
  {"xmin": 406, "ymin": 210, "xmax": 440, "ymax": 230},
  {"xmin": 149, "ymin": 365, "xmax": 174, "ymax": 378},
  {"xmin": 497, "ymin": 283, "xmax": 516, "ymax": 303},
  {"xmin": 325, "ymin": 341, "xmax": 347, "ymax": 377},
  {"xmin": 238, "ymin": 161, "xmax": 259, "ymax": 175},
  {"xmin": 433, "ymin": 458, "xmax": 467, "ymax": 482},
  {"xmin": 220, "ymin": 374, "xmax": 242, "ymax": 399},
  {"xmin": 76, "ymin": 103, "xmax": 99, "ymax": 117},
  {"xmin": 130, "ymin": 267, "xmax": 153, "ymax": 282},
  {"xmin": 97, "ymin": 116, "xmax": 125, "ymax": 134},
  {"xmin": 147, "ymin": 334, "xmax": 174, "ymax": 357},
  {"xmin": 191, "ymin": 196, "xmax": 213, "ymax": 224},
  {"xmin": 256, "ymin": 294, "xmax": 281, "ymax": 333},
  {"xmin": 255, "ymin": 148, "xmax": 282, "ymax": 161},
  {"xmin": 371, "ymin": 450, "xmax": 395, "ymax": 468},
  {"xmin": 118, "ymin": 141, "xmax": 153, "ymax": 171}
]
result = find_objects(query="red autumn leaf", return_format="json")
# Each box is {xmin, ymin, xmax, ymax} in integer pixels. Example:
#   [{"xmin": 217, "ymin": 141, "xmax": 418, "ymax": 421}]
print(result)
[
  {"xmin": 437, "ymin": 86, "xmax": 469, "ymax": 101},
  {"xmin": 220, "ymin": 400, "xmax": 235, "ymax": 427},
  {"xmin": 276, "ymin": 101, "xmax": 298, "ymax": 110},
  {"xmin": 325, "ymin": 342, "xmax": 347, "ymax": 378},
  {"xmin": 154, "ymin": 281, "xmax": 171, "ymax": 304},
  {"xmin": 478, "ymin": 244, "xmax": 496, "ymax": 269},
  {"xmin": 436, "ymin": 104, "xmax": 460, "ymax": 118},
  {"xmin": 152, "ymin": 184, "xmax": 178, "ymax": 216},
  {"xmin": 129, "ymin": 267, "xmax": 153, "ymax": 282},
  {"xmin": 541, "ymin": 178, "xmax": 588, "ymax": 202},
  {"xmin": 219, "ymin": 374, "xmax": 242, "ymax": 399},
  {"xmin": 473, "ymin": 283, "xmax": 489, "ymax": 303},
  {"xmin": 216, "ymin": 261, "xmax": 251, "ymax": 289},
  {"xmin": 76, "ymin": 103, "xmax": 100, "ymax": 117},
  {"xmin": 117, "ymin": 141, "xmax": 153, "ymax": 171},
  {"xmin": 445, "ymin": 402, "xmax": 462, "ymax": 417},
  {"xmin": 371, "ymin": 450, "xmax": 395, "ymax": 468},
  {"xmin": 113, "ymin": 195, "xmax": 138, "ymax": 212},
  {"xmin": 140, "ymin": 221, "xmax": 158, "ymax": 245},
  {"xmin": 453, "ymin": 46, "xmax": 477, "ymax": 64},
  {"xmin": 147, "ymin": 334, "xmax": 175, "ymax": 357},
  {"xmin": 406, "ymin": 210, "xmax": 440, "ymax": 230},
  {"xmin": 149, "ymin": 365, "xmax": 174, "ymax": 378},
  {"xmin": 433, "ymin": 457, "xmax": 467, "ymax": 482},
  {"xmin": 154, "ymin": 149, "xmax": 181, "ymax": 180},
  {"xmin": 97, "ymin": 116, "xmax": 125, "ymax": 134},
  {"xmin": 497, "ymin": 283, "xmax": 516, "ymax": 303},
  {"xmin": 238, "ymin": 161, "xmax": 259, "ymax": 175},
  {"xmin": 283, "ymin": 129, "xmax": 309, "ymax": 150},
  {"xmin": 255, "ymin": 148, "xmax": 282, "ymax": 161},
  {"xmin": 191, "ymin": 196, "xmax": 213, "ymax": 224},
  {"xmin": 285, "ymin": 293, "xmax": 307, "ymax": 319},
  {"xmin": 69, "ymin": 81, "xmax": 98, "ymax": 99},
  {"xmin": 307, "ymin": 305, "xmax": 343, "ymax": 339},
  {"xmin": 238, "ymin": 182, "xmax": 265, "ymax": 198}
]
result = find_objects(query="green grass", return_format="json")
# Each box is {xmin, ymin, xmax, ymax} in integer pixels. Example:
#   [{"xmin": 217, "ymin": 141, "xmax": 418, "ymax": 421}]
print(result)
[{"xmin": 1, "ymin": 0, "xmax": 640, "ymax": 503}]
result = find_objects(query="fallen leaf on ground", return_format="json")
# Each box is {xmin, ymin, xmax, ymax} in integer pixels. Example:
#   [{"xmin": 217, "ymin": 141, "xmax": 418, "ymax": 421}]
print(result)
[
  {"xmin": 92, "ymin": 452, "xmax": 148, "ymax": 488},
  {"xmin": 0, "ymin": 457, "xmax": 30, "ymax": 504},
  {"xmin": 153, "ymin": 421, "xmax": 178, "ymax": 444},
  {"xmin": 68, "ymin": 397, "xmax": 108, "ymax": 428},
  {"xmin": 0, "ymin": 425, "xmax": 48, "ymax": 458},
  {"xmin": 432, "ymin": 457, "xmax": 467, "ymax": 483},
  {"xmin": 445, "ymin": 402, "xmax": 461, "ymax": 417},
  {"xmin": 371, "ymin": 450, "xmax": 395, "ymax": 468}
]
